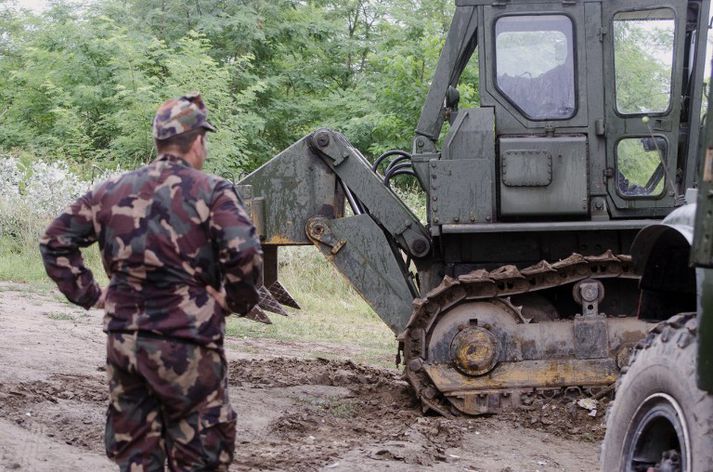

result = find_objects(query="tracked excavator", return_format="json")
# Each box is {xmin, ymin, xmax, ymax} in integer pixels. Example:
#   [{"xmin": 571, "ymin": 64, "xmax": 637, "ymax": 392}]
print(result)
[{"xmin": 238, "ymin": 0, "xmax": 712, "ymax": 416}]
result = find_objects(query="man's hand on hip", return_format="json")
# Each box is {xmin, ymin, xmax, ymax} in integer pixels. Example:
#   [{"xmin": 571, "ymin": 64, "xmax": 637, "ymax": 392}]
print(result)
[
  {"xmin": 93, "ymin": 287, "xmax": 108, "ymax": 309},
  {"xmin": 206, "ymin": 285, "xmax": 229, "ymax": 313}
]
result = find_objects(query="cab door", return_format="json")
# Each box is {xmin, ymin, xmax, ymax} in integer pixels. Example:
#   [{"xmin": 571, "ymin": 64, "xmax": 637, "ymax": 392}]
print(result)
[
  {"xmin": 480, "ymin": 2, "xmax": 591, "ymax": 217},
  {"xmin": 602, "ymin": 1, "xmax": 687, "ymax": 216}
]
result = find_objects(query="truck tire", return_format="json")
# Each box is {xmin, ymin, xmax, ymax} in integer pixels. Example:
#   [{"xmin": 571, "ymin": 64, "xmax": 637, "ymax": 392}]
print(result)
[{"xmin": 601, "ymin": 313, "xmax": 713, "ymax": 472}]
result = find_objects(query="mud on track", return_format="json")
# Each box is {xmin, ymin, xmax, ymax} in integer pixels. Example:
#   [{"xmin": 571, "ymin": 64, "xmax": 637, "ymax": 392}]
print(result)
[{"xmin": 0, "ymin": 283, "xmax": 603, "ymax": 471}]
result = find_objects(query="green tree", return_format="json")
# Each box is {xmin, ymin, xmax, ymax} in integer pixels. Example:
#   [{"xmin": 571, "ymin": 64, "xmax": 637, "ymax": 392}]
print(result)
[
  {"xmin": 0, "ymin": 0, "xmax": 480, "ymax": 174},
  {"xmin": 0, "ymin": 3, "xmax": 263, "ymax": 175}
]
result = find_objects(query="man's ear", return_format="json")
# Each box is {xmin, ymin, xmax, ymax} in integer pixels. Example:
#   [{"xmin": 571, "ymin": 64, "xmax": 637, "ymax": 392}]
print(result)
[{"xmin": 191, "ymin": 134, "xmax": 203, "ymax": 152}]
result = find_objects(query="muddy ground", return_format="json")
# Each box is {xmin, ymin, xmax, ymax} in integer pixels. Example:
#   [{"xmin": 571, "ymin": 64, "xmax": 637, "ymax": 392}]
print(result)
[{"xmin": 0, "ymin": 282, "xmax": 604, "ymax": 471}]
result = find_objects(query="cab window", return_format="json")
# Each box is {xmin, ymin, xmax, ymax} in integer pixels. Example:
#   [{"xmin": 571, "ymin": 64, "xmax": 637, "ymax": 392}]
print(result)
[
  {"xmin": 616, "ymin": 137, "xmax": 667, "ymax": 197},
  {"xmin": 613, "ymin": 9, "xmax": 675, "ymax": 115},
  {"xmin": 495, "ymin": 15, "xmax": 576, "ymax": 120}
]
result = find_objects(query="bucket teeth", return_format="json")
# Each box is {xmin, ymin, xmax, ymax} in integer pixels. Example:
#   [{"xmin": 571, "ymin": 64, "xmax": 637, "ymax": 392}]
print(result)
[
  {"xmin": 258, "ymin": 285, "xmax": 289, "ymax": 316},
  {"xmin": 244, "ymin": 306, "xmax": 272, "ymax": 324},
  {"xmin": 268, "ymin": 281, "xmax": 301, "ymax": 310}
]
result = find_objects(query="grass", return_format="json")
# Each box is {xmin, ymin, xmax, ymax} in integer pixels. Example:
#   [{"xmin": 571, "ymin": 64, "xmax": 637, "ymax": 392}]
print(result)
[
  {"xmin": 0, "ymin": 231, "xmax": 108, "ymax": 289},
  {"xmin": 0, "ymin": 156, "xmax": 421, "ymax": 370},
  {"xmin": 226, "ymin": 246, "xmax": 397, "ymax": 368}
]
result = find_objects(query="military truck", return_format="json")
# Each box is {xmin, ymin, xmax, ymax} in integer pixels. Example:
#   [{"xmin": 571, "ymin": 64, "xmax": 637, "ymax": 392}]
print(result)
[
  {"xmin": 238, "ymin": 0, "xmax": 712, "ymax": 416},
  {"xmin": 600, "ymin": 62, "xmax": 713, "ymax": 472}
]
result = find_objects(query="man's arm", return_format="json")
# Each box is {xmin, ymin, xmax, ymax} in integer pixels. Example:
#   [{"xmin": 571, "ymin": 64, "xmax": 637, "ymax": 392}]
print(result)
[
  {"xmin": 39, "ymin": 192, "xmax": 102, "ymax": 309},
  {"xmin": 209, "ymin": 180, "xmax": 263, "ymax": 315}
]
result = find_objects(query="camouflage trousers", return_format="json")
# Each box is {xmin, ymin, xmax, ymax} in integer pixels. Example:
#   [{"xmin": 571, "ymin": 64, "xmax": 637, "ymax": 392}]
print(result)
[{"xmin": 105, "ymin": 332, "xmax": 236, "ymax": 471}]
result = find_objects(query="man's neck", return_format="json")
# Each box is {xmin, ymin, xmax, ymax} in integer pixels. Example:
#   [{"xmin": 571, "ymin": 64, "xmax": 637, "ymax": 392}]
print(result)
[{"xmin": 157, "ymin": 151, "xmax": 199, "ymax": 169}]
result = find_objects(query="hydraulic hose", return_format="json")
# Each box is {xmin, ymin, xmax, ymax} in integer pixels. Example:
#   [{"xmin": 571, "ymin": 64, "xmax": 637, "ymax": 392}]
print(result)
[
  {"xmin": 372, "ymin": 150, "xmax": 412, "ymax": 173},
  {"xmin": 384, "ymin": 163, "xmax": 416, "ymax": 188}
]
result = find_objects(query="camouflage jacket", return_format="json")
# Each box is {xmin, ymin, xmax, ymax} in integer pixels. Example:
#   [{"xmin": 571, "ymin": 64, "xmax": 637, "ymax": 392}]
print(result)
[{"xmin": 40, "ymin": 153, "xmax": 262, "ymax": 347}]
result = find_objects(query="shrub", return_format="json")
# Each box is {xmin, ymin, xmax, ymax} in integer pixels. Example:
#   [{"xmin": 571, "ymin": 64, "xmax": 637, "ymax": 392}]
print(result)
[{"xmin": 0, "ymin": 155, "xmax": 90, "ymax": 246}]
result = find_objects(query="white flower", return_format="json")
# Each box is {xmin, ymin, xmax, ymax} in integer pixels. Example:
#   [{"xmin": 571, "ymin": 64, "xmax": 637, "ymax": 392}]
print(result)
[
  {"xmin": 0, "ymin": 157, "xmax": 104, "ymax": 240},
  {"xmin": 0, "ymin": 156, "xmax": 23, "ymax": 198}
]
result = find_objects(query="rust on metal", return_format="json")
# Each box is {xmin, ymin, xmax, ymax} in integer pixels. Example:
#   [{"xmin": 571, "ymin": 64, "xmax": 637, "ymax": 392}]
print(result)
[
  {"xmin": 423, "ymin": 358, "xmax": 618, "ymax": 392},
  {"xmin": 264, "ymin": 235, "xmax": 301, "ymax": 245},
  {"xmin": 306, "ymin": 217, "xmax": 347, "ymax": 255},
  {"xmin": 450, "ymin": 326, "xmax": 500, "ymax": 376},
  {"xmin": 401, "ymin": 251, "xmax": 650, "ymax": 416},
  {"xmin": 257, "ymin": 285, "xmax": 289, "ymax": 317},
  {"xmin": 267, "ymin": 281, "xmax": 301, "ymax": 310},
  {"xmin": 244, "ymin": 305, "xmax": 272, "ymax": 324}
]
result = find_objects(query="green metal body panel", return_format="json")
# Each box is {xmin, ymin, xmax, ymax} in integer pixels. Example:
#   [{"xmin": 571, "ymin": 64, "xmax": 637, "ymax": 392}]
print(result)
[
  {"xmin": 498, "ymin": 136, "xmax": 588, "ymax": 216},
  {"xmin": 429, "ymin": 159, "xmax": 493, "ymax": 225},
  {"xmin": 240, "ymin": 137, "xmax": 345, "ymax": 246},
  {"xmin": 691, "ymin": 53, "xmax": 713, "ymax": 392},
  {"xmin": 309, "ymin": 215, "xmax": 416, "ymax": 334}
]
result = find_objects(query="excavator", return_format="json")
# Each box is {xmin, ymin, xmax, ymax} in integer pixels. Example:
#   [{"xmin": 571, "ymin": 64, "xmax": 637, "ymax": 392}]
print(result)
[{"xmin": 237, "ymin": 0, "xmax": 712, "ymax": 417}]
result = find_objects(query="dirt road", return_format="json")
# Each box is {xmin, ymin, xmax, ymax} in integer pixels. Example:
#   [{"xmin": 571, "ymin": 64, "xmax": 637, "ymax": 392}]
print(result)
[{"xmin": 0, "ymin": 283, "xmax": 602, "ymax": 471}]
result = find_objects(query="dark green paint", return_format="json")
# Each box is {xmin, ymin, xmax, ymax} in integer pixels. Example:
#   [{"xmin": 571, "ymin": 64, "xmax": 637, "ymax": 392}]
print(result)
[
  {"xmin": 310, "ymin": 215, "xmax": 416, "ymax": 334},
  {"xmin": 691, "ymin": 52, "xmax": 713, "ymax": 392},
  {"xmin": 240, "ymin": 1, "xmax": 712, "ymax": 344}
]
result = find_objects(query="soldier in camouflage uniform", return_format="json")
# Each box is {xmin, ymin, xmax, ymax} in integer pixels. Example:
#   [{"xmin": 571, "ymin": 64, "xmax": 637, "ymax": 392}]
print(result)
[{"xmin": 40, "ymin": 93, "xmax": 262, "ymax": 471}]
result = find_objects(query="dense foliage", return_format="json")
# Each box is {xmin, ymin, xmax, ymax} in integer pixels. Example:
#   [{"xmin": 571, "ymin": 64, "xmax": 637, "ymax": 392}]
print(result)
[
  {"xmin": 0, "ymin": 0, "xmax": 473, "ymax": 176},
  {"xmin": 0, "ymin": 1, "xmax": 690, "ymax": 183}
]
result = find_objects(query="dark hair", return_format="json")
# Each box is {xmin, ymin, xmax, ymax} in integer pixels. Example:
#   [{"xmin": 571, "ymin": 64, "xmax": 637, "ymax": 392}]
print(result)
[{"xmin": 155, "ymin": 128, "xmax": 206, "ymax": 154}]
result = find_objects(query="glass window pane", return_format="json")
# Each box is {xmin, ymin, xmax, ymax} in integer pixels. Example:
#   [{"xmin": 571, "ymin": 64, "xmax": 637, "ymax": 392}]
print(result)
[
  {"xmin": 616, "ymin": 137, "xmax": 666, "ymax": 197},
  {"xmin": 614, "ymin": 9, "xmax": 675, "ymax": 115},
  {"xmin": 495, "ymin": 15, "xmax": 575, "ymax": 120}
]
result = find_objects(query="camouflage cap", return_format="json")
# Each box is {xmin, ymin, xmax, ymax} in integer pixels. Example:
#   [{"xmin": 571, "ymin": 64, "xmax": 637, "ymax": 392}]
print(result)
[{"xmin": 152, "ymin": 92, "xmax": 217, "ymax": 140}]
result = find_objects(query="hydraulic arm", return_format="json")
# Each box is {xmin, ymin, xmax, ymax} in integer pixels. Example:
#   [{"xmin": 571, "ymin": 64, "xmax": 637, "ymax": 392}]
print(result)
[{"xmin": 239, "ymin": 129, "xmax": 429, "ymax": 333}]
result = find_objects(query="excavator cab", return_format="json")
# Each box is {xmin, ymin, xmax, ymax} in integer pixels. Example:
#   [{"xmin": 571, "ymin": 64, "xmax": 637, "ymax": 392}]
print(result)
[
  {"xmin": 238, "ymin": 0, "xmax": 712, "ymax": 416},
  {"xmin": 414, "ymin": 0, "xmax": 708, "ymax": 224}
]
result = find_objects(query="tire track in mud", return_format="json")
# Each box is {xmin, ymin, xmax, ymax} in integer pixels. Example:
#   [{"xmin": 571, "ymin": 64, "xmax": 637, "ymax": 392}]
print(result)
[
  {"xmin": 0, "ymin": 373, "xmax": 107, "ymax": 452},
  {"xmin": 0, "ymin": 356, "xmax": 606, "ymax": 471},
  {"xmin": 229, "ymin": 358, "xmax": 465, "ymax": 471},
  {"xmin": 228, "ymin": 357, "xmax": 609, "ymax": 470}
]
